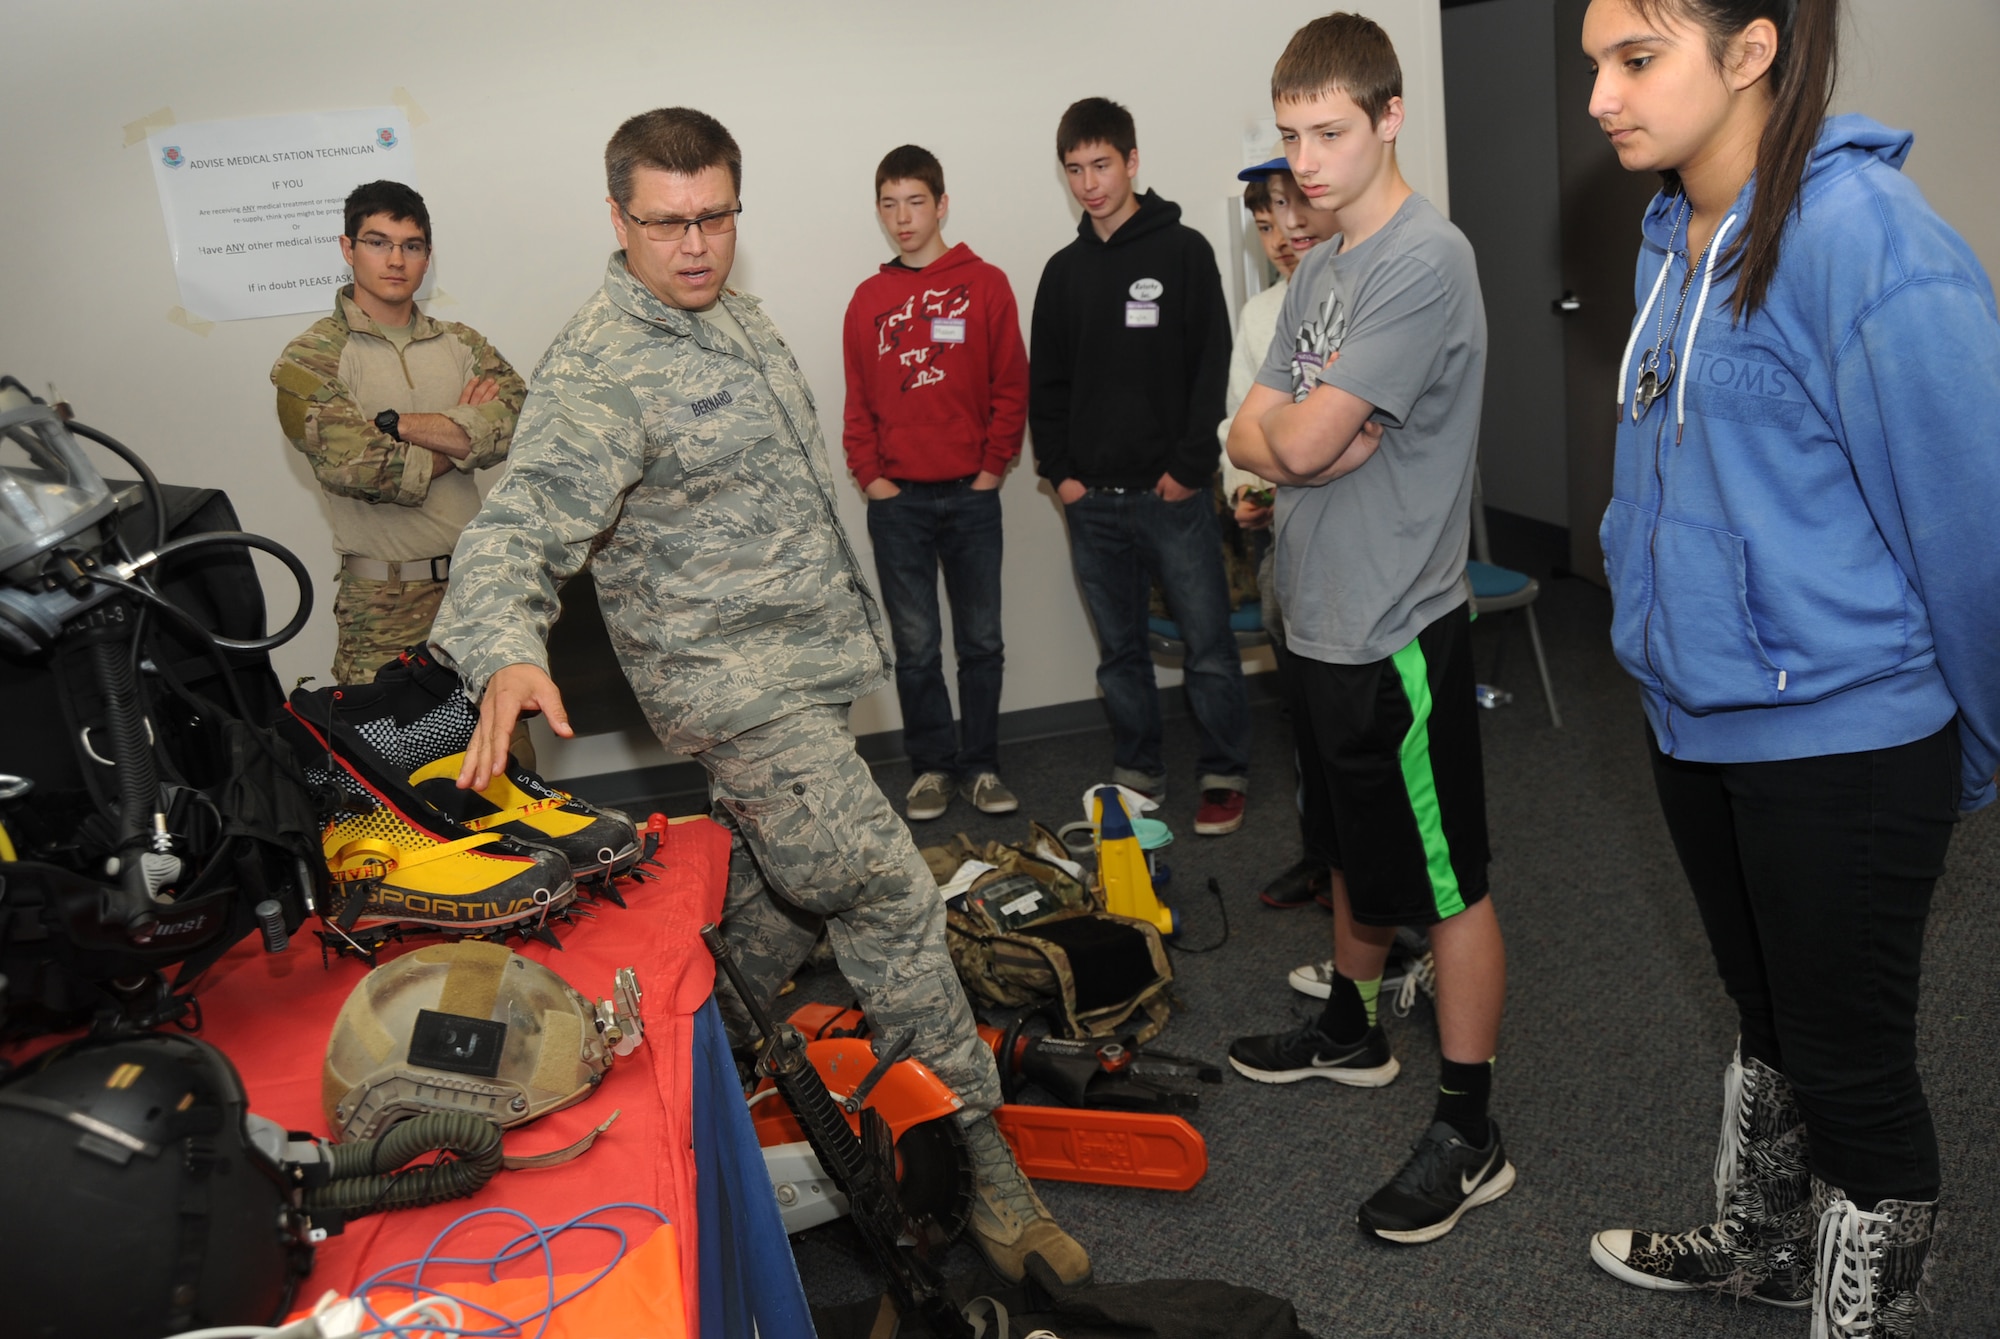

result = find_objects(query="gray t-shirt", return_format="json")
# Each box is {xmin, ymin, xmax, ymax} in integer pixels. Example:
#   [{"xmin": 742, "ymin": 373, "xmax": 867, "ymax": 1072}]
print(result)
[{"xmin": 1254, "ymin": 193, "xmax": 1486, "ymax": 664}]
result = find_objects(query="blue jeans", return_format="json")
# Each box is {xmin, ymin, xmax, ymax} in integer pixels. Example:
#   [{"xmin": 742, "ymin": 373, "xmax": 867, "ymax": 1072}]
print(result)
[
  {"xmin": 865, "ymin": 478, "xmax": 1005, "ymax": 777},
  {"xmin": 1062, "ymin": 489, "xmax": 1251, "ymax": 790}
]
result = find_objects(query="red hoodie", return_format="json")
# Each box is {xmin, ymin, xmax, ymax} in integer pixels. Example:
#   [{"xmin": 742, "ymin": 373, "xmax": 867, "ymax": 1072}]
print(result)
[{"xmin": 841, "ymin": 242, "xmax": 1028, "ymax": 488}]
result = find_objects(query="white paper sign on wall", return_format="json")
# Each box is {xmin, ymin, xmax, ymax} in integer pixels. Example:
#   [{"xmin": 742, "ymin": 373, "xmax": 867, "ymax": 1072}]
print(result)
[{"xmin": 148, "ymin": 108, "xmax": 422, "ymax": 323}]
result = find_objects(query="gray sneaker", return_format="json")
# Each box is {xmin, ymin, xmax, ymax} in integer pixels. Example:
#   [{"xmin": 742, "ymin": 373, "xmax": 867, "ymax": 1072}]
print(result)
[
  {"xmin": 906, "ymin": 771, "xmax": 954, "ymax": 821},
  {"xmin": 962, "ymin": 772, "xmax": 1019, "ymax": 815},
  {"xmin": 1290, "ymin": 946, "xmax": 1437, "ymax": 1017}
]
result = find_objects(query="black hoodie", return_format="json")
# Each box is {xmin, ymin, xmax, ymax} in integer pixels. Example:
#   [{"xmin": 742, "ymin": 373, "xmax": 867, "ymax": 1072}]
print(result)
[{"xmin": 1028, "ymin": 190, "xmax": 1231, "ymax": 490}]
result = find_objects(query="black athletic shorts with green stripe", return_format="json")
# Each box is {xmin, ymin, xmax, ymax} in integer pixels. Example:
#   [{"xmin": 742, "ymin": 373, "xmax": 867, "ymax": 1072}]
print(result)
[{"xmin": 1280, "ymin": 603, "xmax": 1490, "ymax": 926}]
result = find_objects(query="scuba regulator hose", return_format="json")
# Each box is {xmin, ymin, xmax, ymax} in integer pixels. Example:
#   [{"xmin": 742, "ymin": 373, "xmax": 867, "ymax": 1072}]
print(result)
[{"xmin": 304, "ymin": 1112, "xmax": 504, "ymax": 1218}]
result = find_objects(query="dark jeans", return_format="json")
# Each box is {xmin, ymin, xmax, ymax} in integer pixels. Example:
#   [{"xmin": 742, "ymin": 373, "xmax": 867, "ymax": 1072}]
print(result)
[
  {"xmin": 865, "ymin": 478, "xmax": 1004, "ymax": 777},
  {"xmin": 1649, "ymin": 723, "xmax": 1958, "ymax": 1205},
  {"xmin": 1062, "ymin": 489, "xmax": 1250, "ymax": 789}
]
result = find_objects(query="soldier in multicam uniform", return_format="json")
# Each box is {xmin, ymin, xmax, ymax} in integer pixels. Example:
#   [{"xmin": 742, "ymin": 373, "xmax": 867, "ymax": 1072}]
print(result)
[
  {"xmin": 271, "ymin": 180, "xmax": 526, "ymax": 689},
  {"xmin": 429, "ymin": 107, "xmax": 1091, "ymax": 1287}
]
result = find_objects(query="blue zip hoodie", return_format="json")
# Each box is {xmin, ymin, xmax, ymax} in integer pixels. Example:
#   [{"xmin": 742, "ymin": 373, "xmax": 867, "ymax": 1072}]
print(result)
[{"xmin": 1601, "ymin": 114, "xmax": 2000, "ymax": 810}]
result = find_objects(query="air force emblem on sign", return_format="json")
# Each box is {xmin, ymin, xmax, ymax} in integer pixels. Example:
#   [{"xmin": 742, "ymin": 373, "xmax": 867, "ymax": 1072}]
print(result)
[
  {"xmin": 377, "ymin": 127, "xmax": 399, "ymax": 148},
  {"xmin": 160, "ymin": 146, "xmax": 184, "ymax": 168}
]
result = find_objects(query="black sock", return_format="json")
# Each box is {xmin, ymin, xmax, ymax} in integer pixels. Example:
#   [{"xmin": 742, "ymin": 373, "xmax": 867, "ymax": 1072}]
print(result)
[
  {"xmin": 1315, "ymin": 972, "xmax": 1378, "ymax": 1045},
  {"xmin": 1434, "ymin": 1058, "xmax": 1493, "ymax": 1145}
]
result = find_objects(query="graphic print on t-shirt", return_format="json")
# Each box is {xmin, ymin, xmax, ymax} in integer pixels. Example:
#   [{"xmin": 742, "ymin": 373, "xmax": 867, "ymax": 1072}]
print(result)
[
  {"xmin": 874, "ymin": 283, "xmax": 973, "ymax": 393},
  {"xmin": 1286, "ymin": 278, "xmax": 1349, "ymax": 403}
]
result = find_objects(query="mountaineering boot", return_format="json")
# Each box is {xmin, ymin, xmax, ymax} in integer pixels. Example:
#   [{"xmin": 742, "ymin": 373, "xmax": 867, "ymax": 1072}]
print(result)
[
  {"xmin": 360, "ymin": 649, "xmax": 640, "ymax": 880},
  {"xmin": 961, "ymin": 1113, "xmax": 1092, "ymax": 1286},
  {"xmin": 278, "ymin": 690, "xmax": 576, "ymax": 944},
  {"xmin": 1592, "ymin": 1048, "xmax": 1813, "ymax": 1304},
  {"xmin": 1812, "ymin": 1183, "xmax": 1939, "ymax": 1339}
]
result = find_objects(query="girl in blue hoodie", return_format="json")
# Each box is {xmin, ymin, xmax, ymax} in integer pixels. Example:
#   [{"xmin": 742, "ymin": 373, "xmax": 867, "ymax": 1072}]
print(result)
[{"xmin": 1576, "ymin": 0, "xmax": 2000, "ymax": 1332}]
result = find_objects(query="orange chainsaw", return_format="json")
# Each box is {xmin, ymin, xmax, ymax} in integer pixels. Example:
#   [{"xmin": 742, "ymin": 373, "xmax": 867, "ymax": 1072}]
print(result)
[{"xmin": 751, "ymin": 1002, "xmax": 1210, "ymax": 1236}]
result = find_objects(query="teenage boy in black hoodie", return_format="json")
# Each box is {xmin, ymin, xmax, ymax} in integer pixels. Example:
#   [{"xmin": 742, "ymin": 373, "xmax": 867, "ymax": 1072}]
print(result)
[{"xmin": 1030, "ymin": 96, "xmax": 1250, "ymax": 835}]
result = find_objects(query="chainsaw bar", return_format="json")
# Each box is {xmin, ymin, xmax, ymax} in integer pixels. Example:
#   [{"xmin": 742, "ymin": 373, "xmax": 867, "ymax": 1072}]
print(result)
[{"xmin": 992, "ymin": 1103, "xmax": 1208, "ymax": 1191}]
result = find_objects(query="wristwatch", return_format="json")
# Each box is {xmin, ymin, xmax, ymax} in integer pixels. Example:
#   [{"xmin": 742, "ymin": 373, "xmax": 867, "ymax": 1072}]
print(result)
[{"xmin": 374, "ymin": 408, "xmax": 402, "ymax": 441}]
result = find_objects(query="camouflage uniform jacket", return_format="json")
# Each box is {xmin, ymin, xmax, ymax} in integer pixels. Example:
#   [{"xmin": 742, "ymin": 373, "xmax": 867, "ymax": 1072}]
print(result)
[
  {"xmin": 271, "ymin": 286, "xmax": 525, "ymax": 561},
  {"xmin": 432, "ymin": 253, "xmax": 891, "ymax": 752}
]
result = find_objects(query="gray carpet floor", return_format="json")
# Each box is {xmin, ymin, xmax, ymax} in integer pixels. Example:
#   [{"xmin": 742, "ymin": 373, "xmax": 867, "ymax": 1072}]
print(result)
[{"xmin": 741, "ymin": 555, "xmax": 1999, "ymax": 1338}]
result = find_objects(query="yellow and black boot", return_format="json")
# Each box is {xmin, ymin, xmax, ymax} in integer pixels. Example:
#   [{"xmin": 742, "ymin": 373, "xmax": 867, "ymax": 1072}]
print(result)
[
  {"xmin": 358, "ymin": 648, "xmax": 641, "ymax": 884},
  {"xmin": 279, "ymin": 687, "xmax": 576, "ymax": 952}
]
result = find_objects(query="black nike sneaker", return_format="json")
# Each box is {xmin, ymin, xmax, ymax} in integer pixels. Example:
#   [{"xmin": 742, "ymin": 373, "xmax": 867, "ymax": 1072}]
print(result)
[
  {"xmin": 1226, "ymin": 1022, "xmax": 1400, "ymax": 1086},
  {"xmin": 1358, "ymin": 1119, "xmax": 1516, "ymax": 1244},
  {"xmin": 358, "ymin": 648, "xmax": 641, "ymax": 882}
]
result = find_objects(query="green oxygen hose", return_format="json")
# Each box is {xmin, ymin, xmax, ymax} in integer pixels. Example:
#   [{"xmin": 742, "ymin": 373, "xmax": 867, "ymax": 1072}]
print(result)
[{"xmin": 303, "ymin": 1111, "xmax": 504, "ymax": 1218}]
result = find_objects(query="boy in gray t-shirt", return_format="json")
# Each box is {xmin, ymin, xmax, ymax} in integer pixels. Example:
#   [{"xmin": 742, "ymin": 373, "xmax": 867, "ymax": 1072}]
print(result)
[
  {"xmin": 1255, "ymin": 191, "xmax": 1485, "ymax": 663},
  {"xmin": 1223, "ymin": 11, "xmax": 1510, "ymax": 1249}
]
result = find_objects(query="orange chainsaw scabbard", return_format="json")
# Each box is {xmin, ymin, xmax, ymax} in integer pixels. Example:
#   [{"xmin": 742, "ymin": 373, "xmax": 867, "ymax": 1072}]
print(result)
[
  {"xmin": 749, "ymin": 1037, "xmax": 963, "ymax": 1149},
  {"xmin": 991, "ymin": 1104, "xmax": 1207, "ymax": 1191},
  {"xmin": 787, "ymin": 1003, "xmax": 869, "ymax": 1040}
]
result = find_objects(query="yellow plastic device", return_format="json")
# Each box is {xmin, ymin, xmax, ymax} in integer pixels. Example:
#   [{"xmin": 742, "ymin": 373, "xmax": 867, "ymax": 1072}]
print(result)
[{"xmin": 1090, "ymin": 785, "xmax": 1176, "ymax": 937}]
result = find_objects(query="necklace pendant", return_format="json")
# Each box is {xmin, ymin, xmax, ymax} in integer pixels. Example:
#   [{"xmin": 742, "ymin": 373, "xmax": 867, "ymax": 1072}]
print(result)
[
  {"xmin": 1631, "ymin": 351, "xmax": 1676, "ymax": 422},
  {"xmin": 1634, "ymin": 370, "xmax": 1662, "ymax": 415}
]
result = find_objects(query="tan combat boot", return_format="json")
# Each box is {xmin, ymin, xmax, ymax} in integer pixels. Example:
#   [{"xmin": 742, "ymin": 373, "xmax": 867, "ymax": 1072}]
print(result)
[{"xmin": 961, "ymin": 1114, "xmax": 1092, "ymax": 1286}]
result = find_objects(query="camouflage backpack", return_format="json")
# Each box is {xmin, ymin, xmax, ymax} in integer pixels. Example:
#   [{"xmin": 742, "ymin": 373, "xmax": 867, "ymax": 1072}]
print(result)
[{"xmin": 923, "ymin": 823, "xmax": 1174, "ymax": 1045}]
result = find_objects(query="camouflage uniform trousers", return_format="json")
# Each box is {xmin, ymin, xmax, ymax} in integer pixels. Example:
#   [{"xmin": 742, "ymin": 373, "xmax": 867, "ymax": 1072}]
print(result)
[
  {"xmin": 332, "ymin": 570, "xmax": 534, "ymax": 766},
  {"xmin": 703, "ymin": 703, "xmax": 1002, "ymax": 1120},
  {"xmin": 331, "ymin": 570, "xmax": 446, "ymax": 687}
]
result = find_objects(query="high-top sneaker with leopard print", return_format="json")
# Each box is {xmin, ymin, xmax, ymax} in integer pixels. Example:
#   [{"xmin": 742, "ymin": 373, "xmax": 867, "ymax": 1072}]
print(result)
[
  {"xmin": 1813, "ymin": 1184, "xmax": 1939, "ymax": 1338},
  {"xmin": 1592, "ymin": 1049, "xmax": 1812, "ymax": 1304}
]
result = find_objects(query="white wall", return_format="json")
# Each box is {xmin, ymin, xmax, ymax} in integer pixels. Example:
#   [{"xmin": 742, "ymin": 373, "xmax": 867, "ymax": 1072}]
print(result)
[
  {"xmin": 1840, "ymin": 0, "xmax": 2000, "ymax": 280},
  {"xmin": 0, "ymin": 0, "xmax": 1447, "ymax": 779}
]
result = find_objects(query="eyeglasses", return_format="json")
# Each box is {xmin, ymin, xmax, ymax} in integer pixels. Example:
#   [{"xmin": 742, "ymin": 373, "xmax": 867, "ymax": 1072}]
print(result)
[
  {"xmin": 623, "ymin": 206, "xmax": 743, "ymax": 242},
  {"xmin": 353, "ymin": 236, "xmax": 431, "ymax": 258}
]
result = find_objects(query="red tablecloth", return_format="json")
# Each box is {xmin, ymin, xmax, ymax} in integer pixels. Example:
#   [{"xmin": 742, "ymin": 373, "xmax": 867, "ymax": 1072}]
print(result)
[{"xmin": 193, "ymin": 815, "xmax": 731, "ymax": 1334}]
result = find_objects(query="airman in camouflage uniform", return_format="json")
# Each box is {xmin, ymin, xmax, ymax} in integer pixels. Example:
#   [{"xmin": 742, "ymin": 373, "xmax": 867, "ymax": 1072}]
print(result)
[
  {"xmin": 271, "ymin": 180, "xmax": 525, "ymax": 688},
  {"xmin": 435, "ymin": 251, "xmax": 995, "ymax": 1114},
  {"xmin": 431, "ymin": 108, "xmax": 1087, "ymax": 1287}
]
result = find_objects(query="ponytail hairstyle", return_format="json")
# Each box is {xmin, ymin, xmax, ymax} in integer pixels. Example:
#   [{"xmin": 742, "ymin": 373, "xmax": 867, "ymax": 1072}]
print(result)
[{"xmin": 1635, "ymin": 0, "xmax": 1839, "ymax": 319}]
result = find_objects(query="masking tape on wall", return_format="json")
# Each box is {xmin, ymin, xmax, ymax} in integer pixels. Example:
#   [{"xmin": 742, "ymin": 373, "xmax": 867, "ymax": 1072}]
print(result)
[
  {"xmin": 123, "ymin": 107, "xmax": 176, "ymax": 147},
  {"xmin": 391, "ymin": 88, "xmax": 430, "ymax": 128},
  {"xmin": 167, "ymin": 307, "xmax": 215, "ymax": 337}
]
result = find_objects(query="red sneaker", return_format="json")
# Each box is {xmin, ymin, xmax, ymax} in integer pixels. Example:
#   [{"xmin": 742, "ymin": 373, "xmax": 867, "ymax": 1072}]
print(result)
[{"xmin": 1193, "ymin": 789, "xmax": 1246, "ymax": 836}]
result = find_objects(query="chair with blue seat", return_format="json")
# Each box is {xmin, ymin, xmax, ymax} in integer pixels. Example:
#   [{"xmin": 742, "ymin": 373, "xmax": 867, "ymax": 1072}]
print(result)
[
  {"xmin": 1468, "ymin": 470, "xmax": 1561, "ymax": 727},
  {"xmin": 1146, "ymin": 603, "xmax": 1272, "ymax": 660}
]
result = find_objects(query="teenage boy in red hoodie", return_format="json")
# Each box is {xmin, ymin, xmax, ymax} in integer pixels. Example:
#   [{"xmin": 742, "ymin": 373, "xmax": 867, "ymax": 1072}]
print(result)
[{"xmin": 843, "ymin": 145, "xmax": 1030, "ymax": 822}]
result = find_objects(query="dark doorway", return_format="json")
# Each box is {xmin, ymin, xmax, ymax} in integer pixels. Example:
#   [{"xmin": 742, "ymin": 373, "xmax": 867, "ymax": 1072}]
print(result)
[{"xmin": 1442, "ymin": 0, "xmax": 1662, "ymax": 584}]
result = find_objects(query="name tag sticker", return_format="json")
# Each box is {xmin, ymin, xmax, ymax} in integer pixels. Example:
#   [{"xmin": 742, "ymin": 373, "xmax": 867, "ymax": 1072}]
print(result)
[
  {"xmin": 1125, "ymin": 301, "xmax": 1160, "ymax": 328},
  {"xmin": 930, "ymin": 317, "xmax": 966, "ymax": 344}
]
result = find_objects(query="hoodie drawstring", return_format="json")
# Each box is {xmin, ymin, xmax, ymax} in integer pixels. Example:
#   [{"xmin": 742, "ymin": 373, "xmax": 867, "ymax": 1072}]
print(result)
[
  {"xmin": 1674, "ymin": 212, "xmax": 1739, "ymax": 442},
  {"xmin": 1615, "ymin": 209, "xmax": 1742, "ymax": 442},
  {"xmin": 1617, "ymin": 252, "xmax": 1676, "ymax": 420}
]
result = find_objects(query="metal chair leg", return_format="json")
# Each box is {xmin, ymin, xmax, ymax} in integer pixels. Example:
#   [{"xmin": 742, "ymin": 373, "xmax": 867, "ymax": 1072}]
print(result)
[{"xmin": 1523, "ymin": 604, "xmax": 1562, "ymax": 728}]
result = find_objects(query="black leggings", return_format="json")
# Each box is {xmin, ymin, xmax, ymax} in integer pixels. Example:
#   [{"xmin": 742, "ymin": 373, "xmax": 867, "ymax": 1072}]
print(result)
[{"xmin": 1649, "ymin": 723, "xmax": 1958, "ymax": 1207}]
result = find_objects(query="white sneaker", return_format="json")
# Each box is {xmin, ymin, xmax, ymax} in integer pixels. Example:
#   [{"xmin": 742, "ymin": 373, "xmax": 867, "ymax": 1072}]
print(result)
[{"xmin": 906, "ymin": 771, "xmax": 953, "ymax": 821}]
